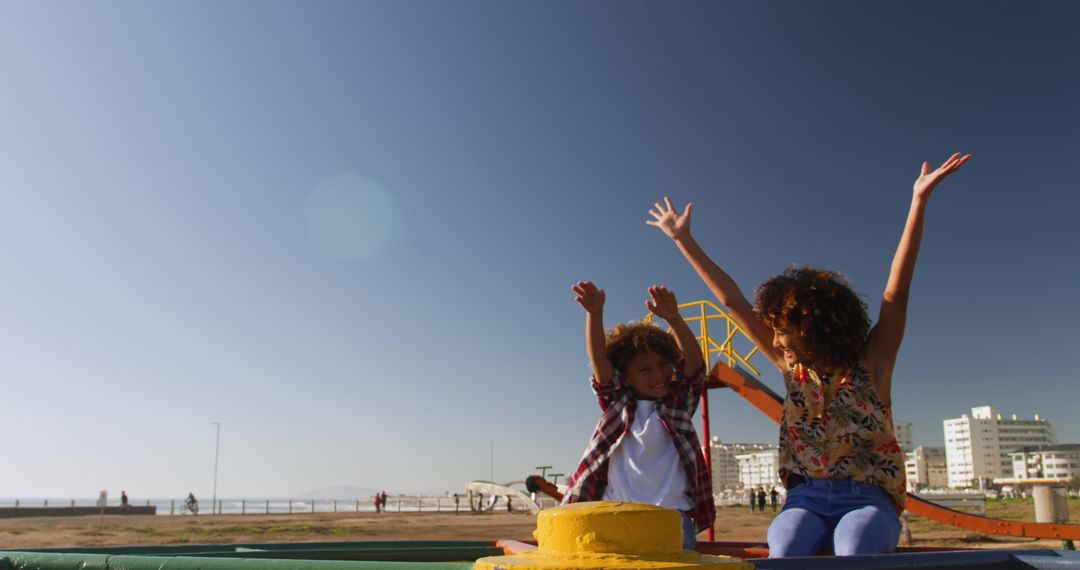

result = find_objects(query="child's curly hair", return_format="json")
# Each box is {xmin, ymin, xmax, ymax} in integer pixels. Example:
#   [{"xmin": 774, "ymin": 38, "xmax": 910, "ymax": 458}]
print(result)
[
  {"xmin": 753, "ymin": 266, "xmax": 870, "ymax": 372},
  {"xmin": 605, "ymin": 322, "xmax": 683, "ymax": 374}
]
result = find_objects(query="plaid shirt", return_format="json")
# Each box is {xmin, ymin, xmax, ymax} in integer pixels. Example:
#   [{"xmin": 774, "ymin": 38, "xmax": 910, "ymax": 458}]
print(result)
[{"xmin": 561, "ymin": 366, "xmax": 715, "ymax": 532}]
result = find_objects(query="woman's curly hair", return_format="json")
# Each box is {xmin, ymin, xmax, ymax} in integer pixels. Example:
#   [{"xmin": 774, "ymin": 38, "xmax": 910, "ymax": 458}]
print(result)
[
  {"xmin": 605, "ymin": 322, "xmax": 683, "ymax": 374},
  {"xmin": 753, "ymin": 266, "xmax": 870, "ymax": 372}
]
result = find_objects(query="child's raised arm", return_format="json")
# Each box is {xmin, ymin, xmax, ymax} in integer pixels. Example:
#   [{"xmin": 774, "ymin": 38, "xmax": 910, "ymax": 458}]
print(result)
[
  {"xmin": 864, "ymin": 152, "xmax": 971, "ymax": 404},
  {"xmin": 647, "ymin": 197, "xmax": 785, "ymax": 372},
  {"xmin": 645, "ymin": 286, "xmax": 705, "ymax": 377},
  {"xmin": 572, "ymin": 281, "xmax": 615, "ymax": 385}
]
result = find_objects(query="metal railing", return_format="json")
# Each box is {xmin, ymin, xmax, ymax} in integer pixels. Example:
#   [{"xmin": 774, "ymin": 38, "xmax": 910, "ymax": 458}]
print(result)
[
  {"xmin": 643, "ymin": 299, "xmax": 761, "ymax": 377},
  {"xmin": 0, "ymin": 496, "xmax": 548, "ymax": 516}
]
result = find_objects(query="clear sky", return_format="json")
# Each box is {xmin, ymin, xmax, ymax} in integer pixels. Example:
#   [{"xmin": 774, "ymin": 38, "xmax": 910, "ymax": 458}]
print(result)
[{"xmin": 2, "ymin": 1, "xmax": 1078, "ymax": 499}]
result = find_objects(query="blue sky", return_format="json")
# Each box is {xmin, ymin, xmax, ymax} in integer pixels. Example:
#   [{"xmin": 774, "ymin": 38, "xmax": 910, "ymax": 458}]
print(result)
[{"xmin": 1, "ymin": 1, "xmax": 1077, "ymax": 498}]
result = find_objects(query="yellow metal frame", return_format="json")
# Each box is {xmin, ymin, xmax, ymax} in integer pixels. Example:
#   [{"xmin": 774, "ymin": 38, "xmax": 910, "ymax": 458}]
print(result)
[{"xmin": 644, "ymin": 300, "xmax": 761, "ymax": 377}]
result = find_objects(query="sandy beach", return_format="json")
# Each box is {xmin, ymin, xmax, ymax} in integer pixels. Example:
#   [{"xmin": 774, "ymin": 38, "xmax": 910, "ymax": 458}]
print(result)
[{"xmin": 0, "ymin": 502, "xmax": 1067, "ymax": 551}]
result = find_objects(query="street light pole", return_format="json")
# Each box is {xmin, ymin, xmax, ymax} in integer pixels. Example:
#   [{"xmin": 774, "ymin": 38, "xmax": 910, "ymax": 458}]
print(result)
[{"xmin": 211, "ymin": 422, "xmax": 220, "ymax": 515}]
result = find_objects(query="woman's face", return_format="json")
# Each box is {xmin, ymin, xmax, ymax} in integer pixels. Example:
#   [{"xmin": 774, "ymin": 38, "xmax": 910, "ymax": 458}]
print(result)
[{"xmin": 772, "ymin": 328, "xmax": 804, "ymax": 367}]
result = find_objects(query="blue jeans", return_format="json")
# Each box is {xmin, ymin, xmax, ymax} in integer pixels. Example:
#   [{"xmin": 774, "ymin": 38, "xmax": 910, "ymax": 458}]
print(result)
[
  {"xmin": 767, "ymin": 477, "xmax": 900, "ymax": 557},
  {"xmin": 681, "ymin": 511, "xmax": 697, "ymax": 550}
]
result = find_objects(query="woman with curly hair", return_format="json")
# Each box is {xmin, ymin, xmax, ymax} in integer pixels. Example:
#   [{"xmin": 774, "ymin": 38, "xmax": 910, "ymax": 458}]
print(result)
[{"xmin": 647, "ymin": 153, "xmax": 971, "ymax": 557}]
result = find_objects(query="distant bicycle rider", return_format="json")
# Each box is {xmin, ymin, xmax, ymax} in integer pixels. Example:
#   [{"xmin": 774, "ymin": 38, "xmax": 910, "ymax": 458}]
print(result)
[{"xmin": 185, "ymin": 492, "xmax": 199, "ymax": 515}]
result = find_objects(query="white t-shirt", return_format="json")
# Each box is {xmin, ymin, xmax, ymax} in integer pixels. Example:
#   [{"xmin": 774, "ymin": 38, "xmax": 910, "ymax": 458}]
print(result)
[{"xmin": 602, "ymin": 400, "xmax": 692, "ymax": 511}]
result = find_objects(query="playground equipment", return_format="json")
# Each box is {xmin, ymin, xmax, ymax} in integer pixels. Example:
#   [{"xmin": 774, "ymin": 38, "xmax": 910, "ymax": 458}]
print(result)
[
  {"xmin": 474, "ymin": 502, "xmax": 751, "ymax": 569},
  {"xmin": 5, "ymin": 516, "xmax": 1080, "ymax": 569},
  {"xmin": 641, "ymin": 299, "xmax": 1080, "ymax": 543},
  {"xmin": 465, "ymin": 481, "xmax": 542, "ymax": 514},
  {"xmin": 3, "ymin": 300, "xmax": 1078, "ymax": 568}
]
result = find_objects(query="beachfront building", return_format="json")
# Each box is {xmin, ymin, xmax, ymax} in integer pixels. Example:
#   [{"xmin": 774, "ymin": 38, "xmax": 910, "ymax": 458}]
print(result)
[
  {"xmin": 905, "ymin": 446, "xmax": 948, "ymax": 491},
  {"xmin": 736, "ymin": 448, "xmax": 783, "ymax": 491},
  {"xmin": 709, "ymin": 438, "xmax": 773, "ymax": 492},
  {"xmin": 944, "ymin": 405, "xmax": 1057, "ymax": 489},
  {"xmin": 895, "ymin": 422, "xmax": 914, "ymax": 454},
  {"xmin": 1007, "ymin": 444, "xmax": 1080, "ymax": 482}
]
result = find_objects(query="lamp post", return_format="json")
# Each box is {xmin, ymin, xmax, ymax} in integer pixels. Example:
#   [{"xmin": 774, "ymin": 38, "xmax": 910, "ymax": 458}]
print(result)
[{"xmin": 211, "ymin": 422, "xmax": 221, "ymax": 515}]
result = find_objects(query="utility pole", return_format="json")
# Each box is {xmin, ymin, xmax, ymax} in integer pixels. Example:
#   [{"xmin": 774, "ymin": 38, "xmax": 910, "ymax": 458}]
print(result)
[{"xmin": 211, "ymin": 422, "xmax": 221, "ymax": 515}]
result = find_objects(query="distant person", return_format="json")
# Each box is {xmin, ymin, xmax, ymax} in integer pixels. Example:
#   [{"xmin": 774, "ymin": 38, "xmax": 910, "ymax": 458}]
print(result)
[
  {"xmin": 477, "ymin": 492, "xmax": 484, "ymax": 512},
  {"xmin": 757, "ymin": 488, "xmax": 766, "ymax": 513},
  {"xmin": 453, "ymin": 493, "xmax": 460, "ymax": 513},
  {"xmin": 380, "ymin": 491, "xmax": 388, "ymax": 510},
  {"xmin": 373, "ymin": 494, "xmax": 382, "ymax": 514},
  {"xmin": 749, "ymin": 488, "xmax": 756, "ymax": 513},
  {"xmin": 120, "ymin": 491, "xmax": 129, "ymax": 508},
  {"xmin": 506, "ymin": 495, "xmax": 512, "ymax": 513},
  {"xmin": 562, "ymin": 282, "xmax": 713, "ymax": 550},
  {"xmin": 770, "ymin": 487, "xmax": 779, "ymax": 512},
  {"xmin": 185, "ymin": 493, "xmax": 199, "ymax": 515},
  {"xmin": 648, "ymin": 153, "xmax": 971, "ymax": 557}
]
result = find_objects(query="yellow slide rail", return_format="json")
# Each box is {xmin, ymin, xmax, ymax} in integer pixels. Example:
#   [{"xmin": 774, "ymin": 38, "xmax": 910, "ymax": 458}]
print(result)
[{"xmin": 644, "ymin": 299, "xmax": 761, "ymax": 377}]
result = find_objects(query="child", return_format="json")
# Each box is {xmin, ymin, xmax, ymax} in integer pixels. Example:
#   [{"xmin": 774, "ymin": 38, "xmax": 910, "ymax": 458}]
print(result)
[
  {"xmin": 647, "ymin": 153, "xmax": 970, "ymax": 556},
  {"xmin": 562, "ymin": 282, "xmax": 714, "ymax": 550}
]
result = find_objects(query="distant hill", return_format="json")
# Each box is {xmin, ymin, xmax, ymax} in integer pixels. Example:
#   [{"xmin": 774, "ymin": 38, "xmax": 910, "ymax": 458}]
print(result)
[{"xmin": 298, "ymin": 486, "xmax": 378, "ymax": 499}]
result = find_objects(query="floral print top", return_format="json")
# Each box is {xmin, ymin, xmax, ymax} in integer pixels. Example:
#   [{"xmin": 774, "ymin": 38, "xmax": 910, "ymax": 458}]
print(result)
[{"xmin": 778, "ymin": 363, "xmax": 906, "ymax": 511}]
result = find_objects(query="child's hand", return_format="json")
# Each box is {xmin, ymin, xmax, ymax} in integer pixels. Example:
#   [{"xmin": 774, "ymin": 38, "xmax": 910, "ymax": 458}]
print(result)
[
  {"xmin": 572, "ymin": 281, "xmax": 606, "ymax": 315},
  {"xmin": 646, "ymin": 285, "xmax": 682, "ymax": 322},
  {"xmin": 646, "ymin": 197, "xmax": 693, "ymax": 241},
  {"xmin": 913, "ymin": 152, "xmax": 971, "ymax": 200}
]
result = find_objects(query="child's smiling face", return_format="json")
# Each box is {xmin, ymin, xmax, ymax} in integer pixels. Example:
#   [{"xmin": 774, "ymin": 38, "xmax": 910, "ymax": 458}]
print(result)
[{"xmin": 623, "ymin": 350, "xmax": 675, "ymax": 399}]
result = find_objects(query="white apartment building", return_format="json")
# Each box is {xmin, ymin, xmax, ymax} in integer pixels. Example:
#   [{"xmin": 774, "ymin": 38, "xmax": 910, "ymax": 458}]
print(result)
[
  {"xmin": 894, "ymin": 422, "xmax": 913, "ymax": 454},
  {"xmin": 905, "ymin": 446, "xmax": 948, "ymax": 490},
  {"xmin": 736, "ymin": 448, "xmax": 783, "ymax": 490},
  {"xmin": 710, "ymin": 438, "xmax": 773, "ymax": 492},
  {"xmin": 1007, "ymin": 444, "xmax": 1080, "ymax": 482},
  {"xmin": 944, "ymin": 405, "xmax": 1056, "ymax": 488}
]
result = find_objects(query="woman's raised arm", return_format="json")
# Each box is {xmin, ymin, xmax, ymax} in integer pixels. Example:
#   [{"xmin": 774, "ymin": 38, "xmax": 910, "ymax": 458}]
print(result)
[
  {"xmin": 648, "ymin": 197, "xmax": 785, "ymax": 372},
  {"xmin": 864, "ymin": 153, "xmax": 971, "ymax": 404}
]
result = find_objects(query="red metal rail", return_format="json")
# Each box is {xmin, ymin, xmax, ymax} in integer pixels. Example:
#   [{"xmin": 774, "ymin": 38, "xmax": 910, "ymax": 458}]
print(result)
[
  {"xmin": 527, "ymin": 360, "xmax": 1080, "ymax": 541},
  {"xmin": 708, "ymin": 361, "xmax": 1080, "ymax": 541}
]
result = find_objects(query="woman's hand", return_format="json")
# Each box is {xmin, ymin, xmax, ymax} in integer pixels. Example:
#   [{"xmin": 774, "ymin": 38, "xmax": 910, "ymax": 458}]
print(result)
[
  {"xmin": 913, "ymin": 152, "xmax": 972, "ymax": 201},
  {"xmin": 572, "ymin": 281, "xmax": 606, "ymax": 315},
  {"xmin": 647, "ymin": 197, "xmax": 694, "ymax": 241},
  {"xmin": 646, "ymin": 285, "xmax": 682, "ymax": 322}
]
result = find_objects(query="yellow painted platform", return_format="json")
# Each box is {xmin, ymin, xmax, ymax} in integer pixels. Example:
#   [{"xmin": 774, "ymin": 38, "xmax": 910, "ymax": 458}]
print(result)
[{"xmin": 474, "ymin": 502, "xmax": 753, "ymax": 570}]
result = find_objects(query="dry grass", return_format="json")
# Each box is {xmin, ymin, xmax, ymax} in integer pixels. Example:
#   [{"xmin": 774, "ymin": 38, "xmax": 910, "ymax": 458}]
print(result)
[{"xmin": 0, "ymin": 498, "xmax": 1075, "ymax": 551}]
